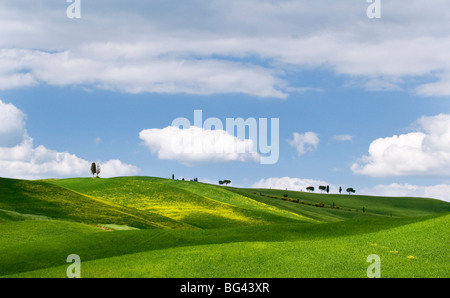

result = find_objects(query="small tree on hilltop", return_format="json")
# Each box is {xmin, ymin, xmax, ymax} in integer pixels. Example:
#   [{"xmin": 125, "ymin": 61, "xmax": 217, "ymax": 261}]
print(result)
[
  {"xmin": 96, "ymin": 163, "xmax": 101, "ymax": 178},
  {"xmin": 90, "ymin": 162, "xmax": 96, "ymax": 177},
  {"xmin": 223, "ymin": 179, "xmax": 231, "ymax": 186},
  {"xmin": 319, "ymin": 186, "xmax": 326, "ymax": 193},
  {"xmin": 306, "ymin": 186, "xmax": 314, "ymax": 192},
  {"xmin": 346, "ymin": 188, "xmax": 356, "ymax": 195}
]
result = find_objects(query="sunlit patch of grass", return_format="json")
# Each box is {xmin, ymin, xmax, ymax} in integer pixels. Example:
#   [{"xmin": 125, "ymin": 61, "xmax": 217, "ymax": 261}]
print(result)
[
  {"xmin": 48, "ymin": 177, "xmax": 313, "ymax": 228},
  {"xmin": 99, "ymin": 224, "xmax": 139, "ymax": 231}
]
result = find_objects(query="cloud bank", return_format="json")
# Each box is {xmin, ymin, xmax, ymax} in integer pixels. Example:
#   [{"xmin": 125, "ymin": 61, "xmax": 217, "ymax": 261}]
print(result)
[
  {"xmin": 0, "ymin": 1, "xmax": 450, "ymax": 97},
  {"xmin": 0, "ymin": 100, "xmax": 139, "ymax": 179}
]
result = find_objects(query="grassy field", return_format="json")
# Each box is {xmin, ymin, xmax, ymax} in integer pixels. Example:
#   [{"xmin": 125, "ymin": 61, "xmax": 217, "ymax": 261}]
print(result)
[{"xmin": 0, "ymin": 176, "xmax": 448, "ymax": 278}]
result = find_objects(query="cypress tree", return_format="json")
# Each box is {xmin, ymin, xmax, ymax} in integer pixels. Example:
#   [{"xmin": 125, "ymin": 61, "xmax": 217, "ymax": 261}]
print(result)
[{"xmin": 91, "ymin": 162, "xmax": 96, "ymax": 177}]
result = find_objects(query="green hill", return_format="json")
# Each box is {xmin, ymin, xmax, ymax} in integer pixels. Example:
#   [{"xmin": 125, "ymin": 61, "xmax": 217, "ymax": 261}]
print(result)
[
  {"xmin": 46, "ymin": 176, "xmax": 314, "ymax": 228},
  {"xmin": 229, "ymin": 187, "xmax": 450, "ymax": 221},
  {"xmin": 0, "ymin": 177, "xmax": 189, "ymax": 229},
  {"xmin": 0, "ymin": 176, "xmax": 448, "ymax": 278}
]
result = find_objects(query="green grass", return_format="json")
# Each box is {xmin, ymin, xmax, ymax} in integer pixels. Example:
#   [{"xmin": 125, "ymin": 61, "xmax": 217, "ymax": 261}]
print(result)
[
  {"xmin": 3, "ymin": 214, "xmax": 448, "ymax": 278},
  {"xmin": 0, "ymin": 220, "xmax": 103, "ymax": 250},
  {"xmin": 0, "ymin": 176, "xmax": 449, "ymax": 278}
]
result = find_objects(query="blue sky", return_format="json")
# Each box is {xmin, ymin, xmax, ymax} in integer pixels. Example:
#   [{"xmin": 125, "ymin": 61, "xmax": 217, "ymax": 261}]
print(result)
[{"xmin": 0, "ymin": 0, "xmax": 449, "ymax": 201}]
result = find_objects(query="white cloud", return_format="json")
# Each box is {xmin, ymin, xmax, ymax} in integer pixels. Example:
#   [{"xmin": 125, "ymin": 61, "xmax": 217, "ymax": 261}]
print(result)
[
  {"xmin": 288, "ymin": 132, "xmax": 319, "ymax": 156},
  {"xmin": 333, "ymin": 134, "xmax": 353, "ymax": 142},
  {"xmin": 0, "ymin": 1, "xmax": 449, "ymax": 97},
  {"xmin": 0, "ymin": 100, "xmax": 139, "ymax": 179},
  {"xmin": 100, "ymin": 160, "xmax": 140, "ymax": 178},
  {"xmin": 416, "ymin": 73, "xmax": 450, "ymax": 97},
  {"xmin": 361, "ymin": 183, "xmax": 450, "ymax": 203},
  {"xmin": 0, "ymin": 137, "xmax": 140, "ymax": 180},
  {"xmin": 252, "ymin": 176, "xmax": 333, "ymax": 192},
  {"xmin": 352, "ymin": 114, "xmax": 450, "ymax": 177},
  {"xmin": 0, "ymin": 48, "xmax": 286, "ymax": 98},
  {"xmin": 0, "ymin": 100, "xmax": 27, "ymax": 147},
  {"xmin": 139, "ymin": 125, "xmax": 261, "ymax": 165},
  {"xmin": 0, "ymin": 136, "xmax": 90, "ymax": 179}
]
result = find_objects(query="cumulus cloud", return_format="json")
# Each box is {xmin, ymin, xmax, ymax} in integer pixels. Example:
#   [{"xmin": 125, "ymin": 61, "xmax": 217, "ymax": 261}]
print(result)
[
  {"xmin": 0, "ymin": 100, "xmax": 27, "ymax": 147},
  {"xmin": 361, "ymin": 183, "xmax": 450, "ymax": 203},
  {"xmin": 139, "ymin": 126, "xmax": 261, "ymax": 165},
  {"xmin": 0, "ymin": 138, "xmax": 140, "ymax": 180},
  {"xmin": 288, "ymin": 132, "xmax": 319, "ymax": 156},
  {"xmin": 100, "ymin": 160, "xmax": 140, "ymax": 178},
  {"xmin": 0, "ymin": 100, "xmax": 139, "ymax": 179},
  {"xmin": 0, "ymin": 136, "xmax": 91, "ymax": 179},
  {"xmin": 252, "ymin": 176, "xmax": 334, "ymax": 192},
  {"xmin": 352, "ymin": 114, "xmax": 450, "ymax": 177}
]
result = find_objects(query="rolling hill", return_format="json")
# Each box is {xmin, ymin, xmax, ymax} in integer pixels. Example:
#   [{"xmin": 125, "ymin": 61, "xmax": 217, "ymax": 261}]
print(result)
[
  {"xmin": 46, "ymin": 176, "xmax": 313, "ymax": 228},
  {"xmin": 0, "ymin": 176, "xmax": 448, "ymax": 278}
]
